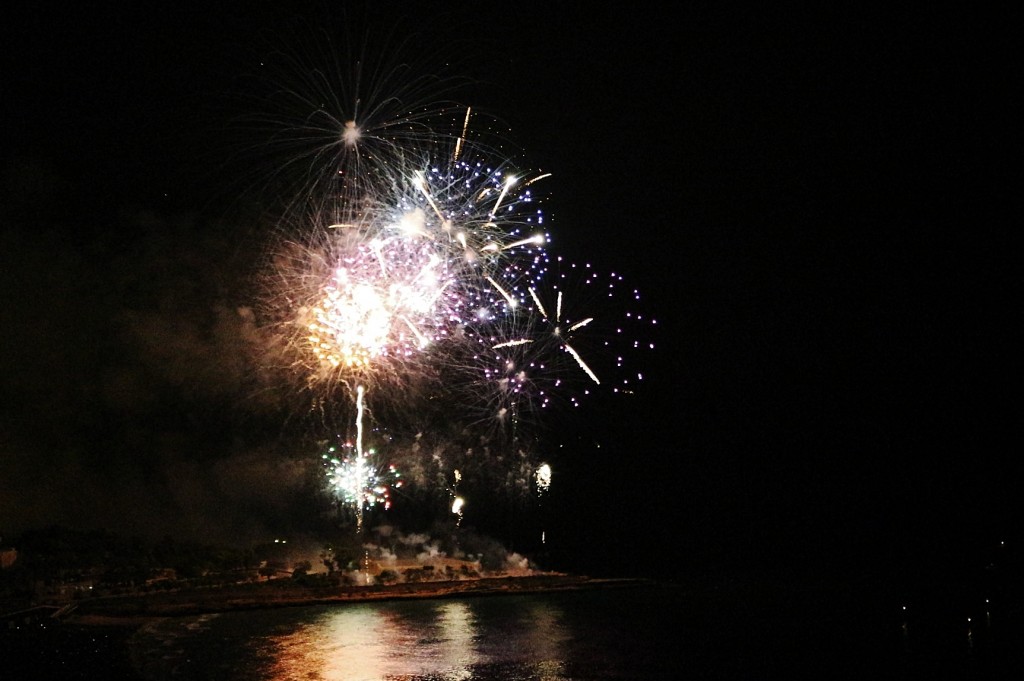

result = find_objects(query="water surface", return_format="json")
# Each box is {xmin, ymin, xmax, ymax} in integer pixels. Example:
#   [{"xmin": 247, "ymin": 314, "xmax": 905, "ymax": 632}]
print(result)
[{"xmin": 127, "ymin": 580, "xmax": 1020, "ymax": 680}]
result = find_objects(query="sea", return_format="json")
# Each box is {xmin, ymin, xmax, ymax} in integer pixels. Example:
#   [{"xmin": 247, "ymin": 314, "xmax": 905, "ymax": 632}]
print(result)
[{"xmin": 4, "ymin": 574, "xmax": 1022, "ymax": 680}]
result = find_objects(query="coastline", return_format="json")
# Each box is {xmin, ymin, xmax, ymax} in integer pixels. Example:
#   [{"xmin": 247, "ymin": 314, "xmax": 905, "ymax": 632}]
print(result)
[
  {"xmin": 63, "ymin": 573, "xmax": 651, "ymax": 625},
  {"xmin": 1, "ymin": 574, "xmax": 653, "ymax": 680}
]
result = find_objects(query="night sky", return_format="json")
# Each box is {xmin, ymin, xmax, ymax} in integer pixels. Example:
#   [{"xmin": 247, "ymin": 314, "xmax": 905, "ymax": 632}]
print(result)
[{"xmin": 2, "ymin": 3, "xmax": 1018, "ymax": 580}]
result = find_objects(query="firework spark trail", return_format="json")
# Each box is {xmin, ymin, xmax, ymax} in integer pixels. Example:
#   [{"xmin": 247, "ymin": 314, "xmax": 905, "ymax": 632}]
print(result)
[
  {"xmin": 536, "ymin": 463, "xmax": 551, "ymax": 495},
  {"xmin": 453, "ymin": 106, "xmax": 471, "ymax": 161},
  {"xmin": 450, "ymin": 469, "xmax": 464, "ymax": 527},
  {"xmin": 536, "ymin": 462, "xmax": 552, "ymax": 544},
  {"xmin": 354, "ymin": 384, "xmax": 366, "ymax": 531},
  {"xmin": 322, "ymin": 390, "xmax": 403, "ymax": 533},
  {"xmin": 523, "ymin": 287, "xmax": 599, "ymax": 383}
]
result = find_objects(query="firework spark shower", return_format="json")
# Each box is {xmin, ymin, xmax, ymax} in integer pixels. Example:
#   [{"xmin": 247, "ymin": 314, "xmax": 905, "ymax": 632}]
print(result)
[{"xmin": 245, "ymin": 23, "xmax": 659, "ymax": 530}]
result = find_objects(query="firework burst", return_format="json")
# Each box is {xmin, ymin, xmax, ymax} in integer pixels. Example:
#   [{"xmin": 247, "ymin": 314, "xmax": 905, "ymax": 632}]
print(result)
[
  {"xmin": 320, "ymin": 387, "xmax": 403, "ymax": 531},
  {"xmin": 257, "ymin": 141, "xmax": 554, "ymax": 419},
  {"xmin": 227, "ymin": 15, "xmax": 513, "ymax": 232},
  {"xmin": 240, "ymin": 19, "xmax": 657, "ymax": 531},
  {"xmin": 440, "ymin": 255, "xmax": 658, "ymax": 440}
]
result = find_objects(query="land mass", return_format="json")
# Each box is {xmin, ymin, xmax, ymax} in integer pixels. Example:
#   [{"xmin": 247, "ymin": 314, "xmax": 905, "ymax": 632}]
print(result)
[{"xmin": 63, "ymin": 573, "xmax": 650, "ymax": 624}]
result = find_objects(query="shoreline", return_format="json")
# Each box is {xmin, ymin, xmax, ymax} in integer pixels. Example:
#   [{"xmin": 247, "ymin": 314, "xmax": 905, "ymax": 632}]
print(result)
[{"xmin": 62, "ymin": 574, "xmax": 652, "ymax": 625}]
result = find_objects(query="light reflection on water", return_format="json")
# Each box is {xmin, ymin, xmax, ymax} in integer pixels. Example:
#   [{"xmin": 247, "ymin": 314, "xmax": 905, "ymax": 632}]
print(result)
[
  {"xmin": 134, "ymin": 594, "xmax": 579, "ymax": 681},
  {"xmin": 130, "ymin": 581, "xmax": 1013, "ymax": 680},
  {"xmin": 266, "ymin": 599, "xmax": 566, "ymax": 681}
]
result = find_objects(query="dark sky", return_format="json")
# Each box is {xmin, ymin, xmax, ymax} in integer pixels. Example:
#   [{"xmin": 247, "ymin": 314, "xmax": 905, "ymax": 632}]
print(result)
[{"xmin": 2, "ymin": 2, "xmax": 1019, "ymax": 578}]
